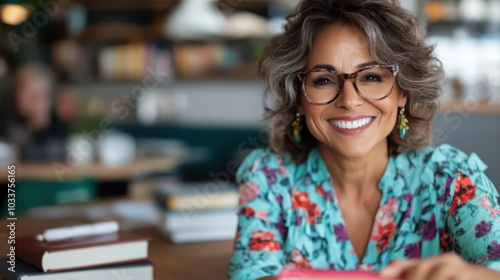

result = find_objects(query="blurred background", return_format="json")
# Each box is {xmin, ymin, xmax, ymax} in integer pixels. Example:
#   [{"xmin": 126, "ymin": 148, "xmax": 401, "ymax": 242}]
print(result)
[
  {"xmin": 0, "ymin": 0, "xmax": 499, "ymax": 278},
  {"xmin": 0, "ymin": 0, "xmax": 499, "ymax": 240}
]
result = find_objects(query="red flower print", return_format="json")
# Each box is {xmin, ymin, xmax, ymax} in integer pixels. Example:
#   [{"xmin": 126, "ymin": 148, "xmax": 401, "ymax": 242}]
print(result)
[
  {"xmin": 291, "ymin": 187, "xmax": 322, "ymax": 224},
  {"xmin": 371, "ymin": 221, "xmax": 396, "ymax": 252},
  {"xmin": 449, "ymin": 174, "xmax": 478, "ymax": 215},
  {"xmin": 234, "ymin": 227, "xmax": 241, "ymax": 246},
  {"xmin": 289, "ymin": 248, "xmax": 312, "ymax": 269},
  {"xmin": 439, "ymin": 228, "xmax": 453, "ymax": 252},
  {"xmin": 240, "ymin": 207, "xmax": 255, "ymax": 217},
  {"xmin": 249, "ymin": 230, "xmax": 281, "ymax": 251},
  {"xmin": 238, "ymin": 207, "xmax": 269, "ymax": 222},
  {"xmin": 315, "ymin": 186, "xmax": 325, "ymax": 196}
]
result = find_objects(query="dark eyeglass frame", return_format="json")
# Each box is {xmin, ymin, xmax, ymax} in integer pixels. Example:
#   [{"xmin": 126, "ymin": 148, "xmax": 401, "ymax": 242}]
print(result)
[{"xmin": 297, "ymin": 64, "xmax": 399, "ymax": 105}]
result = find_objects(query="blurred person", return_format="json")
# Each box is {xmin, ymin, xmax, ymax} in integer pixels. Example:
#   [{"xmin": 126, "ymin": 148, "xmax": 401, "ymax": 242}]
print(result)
[
  {"xmin": 228, "ymin": 0, "xmax": 500, "ymax": 279},
  {"xmin": 0, "ymin": 62, "xmax": 66, "ymax": 162}
]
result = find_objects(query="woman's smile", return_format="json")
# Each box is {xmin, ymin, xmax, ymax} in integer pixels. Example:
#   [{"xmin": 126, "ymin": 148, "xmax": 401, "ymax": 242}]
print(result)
[{"xmin": 328, "ymin": 116, "xmax": 375, "ymax": 135}]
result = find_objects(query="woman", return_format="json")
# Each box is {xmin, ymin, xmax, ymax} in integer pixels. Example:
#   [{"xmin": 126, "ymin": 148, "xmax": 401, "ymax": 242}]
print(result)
[
  {"xmin": 0, "ymin": 62, "xmax": 67, "ymax": 162},
  {"xmin": 229, "ymin": 0, "xmax": 500, "ymax": 279}
]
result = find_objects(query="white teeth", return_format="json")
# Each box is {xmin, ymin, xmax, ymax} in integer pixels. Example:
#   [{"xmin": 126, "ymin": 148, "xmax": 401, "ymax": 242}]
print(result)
[{"xmin": 330, "ymin": 117, "xmax": 373, "ymax": 130}]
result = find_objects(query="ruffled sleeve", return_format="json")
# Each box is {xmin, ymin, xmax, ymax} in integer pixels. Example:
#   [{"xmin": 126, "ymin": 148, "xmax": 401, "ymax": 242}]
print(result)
[
  {"xmin": 228, "ymin": 149, "xmax": 286, "ymax": 280},
  {"xmin": 436, "ymin": 145, "xmax": 500, "ymax": 271}
]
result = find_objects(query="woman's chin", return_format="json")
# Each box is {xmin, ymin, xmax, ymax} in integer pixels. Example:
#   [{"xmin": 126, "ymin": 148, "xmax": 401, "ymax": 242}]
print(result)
[{"xmin": 320, "ymin": 142, "xmax": 374, "ymax": 160}]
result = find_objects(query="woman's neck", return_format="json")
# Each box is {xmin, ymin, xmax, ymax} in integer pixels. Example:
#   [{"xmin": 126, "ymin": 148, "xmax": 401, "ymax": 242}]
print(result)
[{"xmin": 318, "ymin": 141, "xmax": 389, "ymax": 199}]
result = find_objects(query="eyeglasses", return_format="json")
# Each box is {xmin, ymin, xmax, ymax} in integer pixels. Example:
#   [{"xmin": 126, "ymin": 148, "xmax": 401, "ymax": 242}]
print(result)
[{"xmin": 297, "ymin": 65, "xmax": 399, "ymax": 105}]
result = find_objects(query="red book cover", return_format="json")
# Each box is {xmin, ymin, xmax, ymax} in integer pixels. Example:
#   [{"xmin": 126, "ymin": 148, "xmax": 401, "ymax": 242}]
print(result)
[{"xmin": 16, "ymin": 231, "xmax": 149, "ymax": 272}]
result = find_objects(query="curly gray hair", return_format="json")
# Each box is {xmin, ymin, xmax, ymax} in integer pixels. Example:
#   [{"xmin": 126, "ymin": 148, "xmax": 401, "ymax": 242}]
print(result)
[{"xmin": 259, "ymin": 0, "xmax": 444, "ymax": 163}]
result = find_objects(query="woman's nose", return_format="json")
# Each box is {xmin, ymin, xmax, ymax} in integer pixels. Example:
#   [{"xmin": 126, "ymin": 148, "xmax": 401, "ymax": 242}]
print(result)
[{"xmin": 335, "ymin": 78, "xmax": 363, "ymax": 110}]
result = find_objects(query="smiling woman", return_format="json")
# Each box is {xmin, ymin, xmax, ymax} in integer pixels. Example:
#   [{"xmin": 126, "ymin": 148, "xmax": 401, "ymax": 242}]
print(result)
[
  {"xmin": 228, "ymin": 1, "xmax": 500, "ymax": 280},
  {"xmin": 296, "ymin": 23, "xmax": 406, "ymax": 160}
]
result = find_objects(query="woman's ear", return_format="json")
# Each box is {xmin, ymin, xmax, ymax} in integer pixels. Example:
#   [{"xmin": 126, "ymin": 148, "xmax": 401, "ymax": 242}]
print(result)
[
  {"xmin": 398, "ymin": 89, "xmax": 407, "ymax": 108},
  {"xmin": 297, "ymin": 94, "xmax": 305, "ymax": 115},
  {"xmin": 297, "ymin": 104, "xmax": 304, "ymax": 115}
]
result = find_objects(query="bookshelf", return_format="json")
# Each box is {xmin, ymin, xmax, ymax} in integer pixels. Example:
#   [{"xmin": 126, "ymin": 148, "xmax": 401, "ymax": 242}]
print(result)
[
  {"xmin": 45, "ymin": 0, "xmax": 500, "ymax": 126},
  {"xmin": 44, "ymin": 0, "xmax": 286, "ymax": 127},
  {"xmin": 52, "ymin": 0, "xmax": 282, "ymax": 82}
]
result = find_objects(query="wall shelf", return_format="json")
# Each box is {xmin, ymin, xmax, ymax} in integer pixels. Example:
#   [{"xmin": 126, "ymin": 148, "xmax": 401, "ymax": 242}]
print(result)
[
  {"xmin": 71, "ymin": 0, "xmax": 273, "ymax": 11},
  {"xmin": 438, "ymin": 101, "xmax": 500, "ymax": 115}
]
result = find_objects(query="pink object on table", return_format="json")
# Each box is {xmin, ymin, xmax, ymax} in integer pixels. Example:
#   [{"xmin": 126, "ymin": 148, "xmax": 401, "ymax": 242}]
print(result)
[{"xmin": 278, "ymin": 268, "xmax": 395, "ymax": 279}]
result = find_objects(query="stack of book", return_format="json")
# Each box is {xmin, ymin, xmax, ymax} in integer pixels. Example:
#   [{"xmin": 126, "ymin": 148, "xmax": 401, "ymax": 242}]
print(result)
[
  {"xmin": 0, "ymin": 222, "xmax": 153, "ymax": 280},
  {"xmin": 154, "ymin": 182, "xmax": 239, "ymax": 243}
]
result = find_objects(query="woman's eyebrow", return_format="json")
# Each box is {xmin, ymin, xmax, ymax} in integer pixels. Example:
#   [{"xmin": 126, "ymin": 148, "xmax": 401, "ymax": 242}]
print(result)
[{"xmin": 311, "ymin": 61, "xmax": 379, "ymax": 72}]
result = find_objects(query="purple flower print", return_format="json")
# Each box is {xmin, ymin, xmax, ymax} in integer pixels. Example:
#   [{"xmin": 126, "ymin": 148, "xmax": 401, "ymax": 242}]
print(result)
[
  {"xmin": 423, "ymin": 215, "xmax": 437, "ymax": 241},
  {"xmin": 275, "ymin": 194, "xmax": 283, "ymax": 204},
  {"xmin": 402, "ymin": 194, "xmax": 413, "ymax": 202},
  {"xmin": 261, "ymin": 167, "xmax": 278, "ymax": 185},
  {"xmin": 404, "ymin": 242, "xmax": 421, "ymax": 259},
  {"xmin": 324, "ymin": 191, "xmax": 334, "ymax": 202},
  {"xmin": 333, "ymin": 224, "xmax": 348, "ymax": 243},
  {"xmin": 487, "ymin": 241, "xmax": 500, "ymax": 259},
  {"xmin": 402, "ymin": 194, "xmax": 413, "ymax": 219},
  {"xmin": 276, "ymin": 214, "xmax": 287, "ymax": 238},
  {"xmin": 296, "ymin": 215, "xmax": 303, "ymax": 226},
  {"xmin": 475, "ymin": 220, "xmax": 492, "ymax": 238}
]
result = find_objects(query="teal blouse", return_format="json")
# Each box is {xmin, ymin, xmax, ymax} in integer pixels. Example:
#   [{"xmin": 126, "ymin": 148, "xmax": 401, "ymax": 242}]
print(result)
[{"xmin": 228, "ymin": 144, "xmax": 500, "ymax": 279}]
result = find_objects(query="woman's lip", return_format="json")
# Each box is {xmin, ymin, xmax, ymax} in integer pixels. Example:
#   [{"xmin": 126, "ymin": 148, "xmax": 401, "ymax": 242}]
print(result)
[{"xmin": 328, "ymin": 115, "xmax": 374, "ymax": 121}]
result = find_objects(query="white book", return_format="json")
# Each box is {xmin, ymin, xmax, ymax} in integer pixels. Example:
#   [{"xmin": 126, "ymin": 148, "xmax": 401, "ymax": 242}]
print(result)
[
  {"xmin": 160, "ymin": 226, "xmax": 237, "ymax": 244},
  {"xmin": 159, "ymin": 208, "xmax": 237, "ymax": 231},
  {"xmin": 0, "ymin": 260, "xmax": 153, "ymax": 280}
]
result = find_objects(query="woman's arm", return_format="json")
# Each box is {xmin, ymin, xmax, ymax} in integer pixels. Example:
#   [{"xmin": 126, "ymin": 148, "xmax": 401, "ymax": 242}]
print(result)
[
  {"xmin": 228, "ymin": 150, "xmax": 286, "ymax": 280},
  {"xmin": 444, "ymin": 170, "xmax": 500, "ymax": 270},
  {"xmin": 382, "ymin": 154, "xmax": 500, "ymax": 279}
]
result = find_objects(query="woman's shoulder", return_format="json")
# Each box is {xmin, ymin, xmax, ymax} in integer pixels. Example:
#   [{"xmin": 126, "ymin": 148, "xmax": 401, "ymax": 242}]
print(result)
[
  {"xmin": 238, "ymin": 147, "xmax": 290, "ymax": 168},
  {"xmin": 236, "ymin": 147, "xmax": 315, "ymax": 189},
  {"xmin": 404, "ymin": 144, "xmax": 487, "ymax": 175},
  {"xmin": 237, "ymin": 148, "xmax": 291, "ymax": 177},
  {"xmin": 401, "ymin": 144, "xmax": 494, "ymax": 192}
]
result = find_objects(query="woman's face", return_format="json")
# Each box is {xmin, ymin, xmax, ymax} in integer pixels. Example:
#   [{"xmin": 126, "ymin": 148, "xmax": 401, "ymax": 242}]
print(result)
[{"xmin": 298, "ymin": 23, "xmax": 406, "ymax": 159}]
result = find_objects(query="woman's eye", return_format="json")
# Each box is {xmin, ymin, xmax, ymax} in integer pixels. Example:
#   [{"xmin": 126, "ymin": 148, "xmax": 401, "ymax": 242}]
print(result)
[
  {"xmin": 361, "ymin": 74, "xmax": 383, "ymax": 83},
  {"xmin": 313, "ymin": 77, "xmax": 336, "ymax": 86}
]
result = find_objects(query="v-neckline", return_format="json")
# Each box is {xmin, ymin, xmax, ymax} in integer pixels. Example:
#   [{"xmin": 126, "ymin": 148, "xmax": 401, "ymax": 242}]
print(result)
[{"xmin": 322, "ymin": 155, "xmax": 395, "ymax": 265}]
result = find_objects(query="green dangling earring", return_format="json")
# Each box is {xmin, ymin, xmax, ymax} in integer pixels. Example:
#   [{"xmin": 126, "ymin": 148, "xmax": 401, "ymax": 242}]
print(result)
[
  {"xmin": 397, "ymin": 107, "xmax": 409, "ymax": 139},
  {"xmin": 292, "ymin": 113, "xmax": 303, "ymax": 143}
]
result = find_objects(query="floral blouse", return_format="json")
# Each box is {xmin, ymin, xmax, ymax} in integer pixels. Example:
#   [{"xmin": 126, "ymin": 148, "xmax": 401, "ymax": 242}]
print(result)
[{"xmin": 228, "ymin": 144, "xmax": 500, "ymax": 280}]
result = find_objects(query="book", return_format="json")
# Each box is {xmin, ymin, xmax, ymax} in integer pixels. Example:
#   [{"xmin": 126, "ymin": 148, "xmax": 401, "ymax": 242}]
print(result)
[
  {"xmin": 0, "ymin": 259, "xmax": 153, "ymax": 280},
  {"xmin": 16, "ymin": 231, "xmax": 149, "ymax": 273},
  {"xmin": 278, "ymin": 269, "xmax": 391, "ymax": 280},
  {"xmin": 159, "ymin": 224, "xmax": 236, "ymax": 243},
  {"xmin": 158, "ymin": 208, "xmax": 237, "ymax": 231},
  {"xmin": 154, "ymin": 182, "xmax": 239, "ymax": 211}
]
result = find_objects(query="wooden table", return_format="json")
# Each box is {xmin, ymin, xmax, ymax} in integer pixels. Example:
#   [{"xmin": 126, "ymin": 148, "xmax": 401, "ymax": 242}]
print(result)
[
  {"xmin": 0, "ymin": 155, "xmax": 180, "ymax": 182},
  {"xmin": 0, "ymin": 217, "xmax": 234, "ymax": 279}
]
